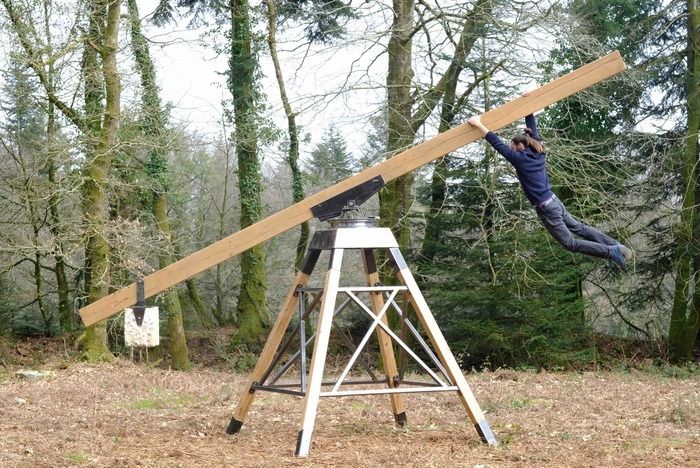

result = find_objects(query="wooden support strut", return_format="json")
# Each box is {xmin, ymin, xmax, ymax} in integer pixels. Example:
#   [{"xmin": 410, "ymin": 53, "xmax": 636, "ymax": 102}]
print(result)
[
  {"xmin": 227, "ymin": 269, "xmax": 313, "ymax": 433},
  {"xmin": 362, "ymin": 249, "xmax": 407, "ymax": 425},
  {"xmin": 79, "ymin": 51, "xmax": 626, "ymax": 326}
]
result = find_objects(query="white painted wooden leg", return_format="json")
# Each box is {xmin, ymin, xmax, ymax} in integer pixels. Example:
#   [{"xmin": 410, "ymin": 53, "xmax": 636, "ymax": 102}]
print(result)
[
  {"xmin": 295, "ymin": 249, "xmax": 344, "ymax": 457},
  {"xmin": 389, "ymin": 247, "xmax": 497, "ymax": 445}
]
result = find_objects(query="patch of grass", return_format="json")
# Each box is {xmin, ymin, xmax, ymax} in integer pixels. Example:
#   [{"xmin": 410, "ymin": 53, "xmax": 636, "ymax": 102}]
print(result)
[
  {"xmin": 665, "ymin": 406, "xmax": 692, "ymax": 425},
  {"xmin": 491, "ymin": 422, "xmax": 525, "ymax": 446},
  {"xmin": 639, "ymin": 437, "xmax": 687, "ymax": 450},
  {"xmin": 131, "ymin": 398, "xmax": 161, "ymax": 410},
  {"xmin": 480, "ymin": 399, "xmax": 499, "ymax": 413},
  {"xmin": 558, "ymin": 431, "xmax": 573, "ymax": 440},
  {"xmin": 382, "ymin": 425, "xmax": 409, "ymax": 435},
  {"xmin": 169, "ymin": 394, "xmax": 192, "ymax": 407},
  {"xmin": 478, "ymin": 397, "xmax": 535, "ymax": 414},
  {"xmin": 64, "ymin": 451, "xmax": 89, "ymax": 463},
  {"xmin": 508, "ymin": 398, "xmax": 533, "ymax": 409},
  {"xmin": 340, "ymin": 422, "xmax": 370, "ymax": 435},
  {"xmin": 652, "ymin": 398, "xmax": 700, "ymax": 426},
  {"xmin": 350, "ymin": 401, "xmax": 370, "ymax": 411},
  {"xmin": 563, "ymin": 372, "xmax": 585, "ymax": 381},
  {"xmin": 620, "ymin": 437, "xmax": 688, "ymax": 454},
  {"xmin": 126, "ymin": 387, "xmax": 193, "ymax": 411}
]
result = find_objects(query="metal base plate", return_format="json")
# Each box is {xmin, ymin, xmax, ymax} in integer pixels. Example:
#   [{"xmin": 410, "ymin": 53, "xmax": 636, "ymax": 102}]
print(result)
[
  {"xmin": 395, "ymin": 411, "xmax": 407, "ymax": 426},
  {"xmin": 226, "ymin": 418, "xmax": 243, "ymax": 434}
]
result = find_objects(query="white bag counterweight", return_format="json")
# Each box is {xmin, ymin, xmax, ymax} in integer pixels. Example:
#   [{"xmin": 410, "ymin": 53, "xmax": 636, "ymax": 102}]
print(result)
[
  {"xmin": 124, "ymin": 306, "xmax": 159, "ymax": 347},
  {"xmin": 124, "ymin": 278, "xmax": 159, "ymax": 348}
]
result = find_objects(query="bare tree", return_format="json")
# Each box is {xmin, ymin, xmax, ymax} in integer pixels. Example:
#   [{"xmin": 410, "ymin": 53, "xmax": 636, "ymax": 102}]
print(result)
[{"xmin": 1, "ymin": 0, "xmax": 121, "ymax": 360}]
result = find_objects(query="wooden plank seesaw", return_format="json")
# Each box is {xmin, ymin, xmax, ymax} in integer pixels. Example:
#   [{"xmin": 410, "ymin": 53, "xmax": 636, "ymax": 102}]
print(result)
[{"xmin": 79, "ymin": 51, "xmax": 626, "ymax": 326}]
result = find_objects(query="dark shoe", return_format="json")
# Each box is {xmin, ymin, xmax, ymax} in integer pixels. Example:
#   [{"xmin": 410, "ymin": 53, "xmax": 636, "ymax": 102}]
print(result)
[{"xmin": 609, "ymin": 245, "xmax": 627, "ymax": 272}]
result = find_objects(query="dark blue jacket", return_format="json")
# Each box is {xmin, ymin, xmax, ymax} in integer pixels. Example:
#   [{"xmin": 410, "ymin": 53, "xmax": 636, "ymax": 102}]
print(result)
[{"xmin": 484, "ymin": 114, "xmax": 553, "ymax": 206}]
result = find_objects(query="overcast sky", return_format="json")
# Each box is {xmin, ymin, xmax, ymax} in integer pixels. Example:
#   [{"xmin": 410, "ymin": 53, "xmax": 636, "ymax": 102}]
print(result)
[{"xmin": 138, "ymin": 0, "xmax": 392, "ymax": 165}]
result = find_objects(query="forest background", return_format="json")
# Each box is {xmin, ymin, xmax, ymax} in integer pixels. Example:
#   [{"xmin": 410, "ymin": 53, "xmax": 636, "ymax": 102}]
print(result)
[{"xmin": 0, "ymin": 0, "xmax": 698, "ymax": 372}]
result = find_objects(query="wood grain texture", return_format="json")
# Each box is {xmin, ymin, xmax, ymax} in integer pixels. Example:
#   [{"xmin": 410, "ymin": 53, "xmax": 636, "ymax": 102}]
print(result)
[
  {"xmin": 232, "ymin": 271, "xmax": 310, "ymax": 421},
  {"xmin": 363, "ymin": 250, "xmax": 406, "ymax": 417},
  {"xmin": 80, "ymin": 51, "xmax": 626, "ymax": 326}
]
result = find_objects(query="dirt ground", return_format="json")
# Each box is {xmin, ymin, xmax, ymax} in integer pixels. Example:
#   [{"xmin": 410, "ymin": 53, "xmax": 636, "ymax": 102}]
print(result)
[{"xmin": 1, "ymin": 358, "xmax": 699, "ymax": 467}]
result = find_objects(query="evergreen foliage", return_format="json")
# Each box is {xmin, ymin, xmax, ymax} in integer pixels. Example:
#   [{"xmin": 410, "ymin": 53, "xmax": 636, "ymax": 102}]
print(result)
[
  {"xmin": 415, "ymin": 148, "xmax": 594, "ymax": 368},
  {"xmin": 542, "ymin": 0, "xmax": 686, "ymax": 353},
  {"xmin": 305, "ymin": 125, "xmax": 355, "ymax": 185},
  {"xmin": 276, "ymin": 0, "xmax": 356, "ymax": 44},
  {"xmin": 415, "ymin": 0, "xmax": 676, "ymax": 369}
]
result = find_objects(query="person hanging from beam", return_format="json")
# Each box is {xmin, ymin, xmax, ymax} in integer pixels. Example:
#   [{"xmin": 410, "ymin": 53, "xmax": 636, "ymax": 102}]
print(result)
[{"xmin": 467, "ymin": 94, "xmax": 633, "ymax": 271}]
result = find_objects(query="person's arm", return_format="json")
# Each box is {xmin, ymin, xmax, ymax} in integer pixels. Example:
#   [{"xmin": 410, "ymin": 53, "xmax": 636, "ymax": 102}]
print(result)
[
  {"xmin": 521, "ymin": 90, "xmax": 542, "ymax": 141},
  {"xmin": 467, "ymin": 116, "xmax": 521, "ymax": 163},
  {"xmin": 525, "ymin": 114, "xmax": 541, "ymax": 141}
]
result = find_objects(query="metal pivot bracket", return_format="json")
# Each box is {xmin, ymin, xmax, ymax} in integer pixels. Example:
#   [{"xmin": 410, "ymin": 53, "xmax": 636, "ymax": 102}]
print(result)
[
  {"xmin": 132, "ymin": 278, "xmax": 146, "ymax": 326},
  {"xmin": 310, "ymin": 176, "xmax": 385, "ymax": 221}
]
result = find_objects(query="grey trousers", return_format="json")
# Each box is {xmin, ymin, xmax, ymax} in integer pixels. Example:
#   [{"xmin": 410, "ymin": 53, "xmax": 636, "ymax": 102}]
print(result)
[{"xmin": 535, "ymin": 197, "xmax": 617, "ymax": 259}]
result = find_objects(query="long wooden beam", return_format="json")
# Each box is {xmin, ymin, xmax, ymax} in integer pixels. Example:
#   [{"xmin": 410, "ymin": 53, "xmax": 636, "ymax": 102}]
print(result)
[{"xmin": 80, "ymin": 51, "xmax": 626, "ymax": 326}]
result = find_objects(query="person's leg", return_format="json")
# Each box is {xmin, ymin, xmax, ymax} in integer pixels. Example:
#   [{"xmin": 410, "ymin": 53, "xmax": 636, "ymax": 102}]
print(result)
[
  {"xmin": 560, "ymin": 202, "xmax": 633, "ymax": 264},
  {"xmin": 560, "ymin": 204, "xmax": 617, "ymax": 246},
  {"xmin": 536, "ymin": 200, "xmax": 612, "ymax": 259}
]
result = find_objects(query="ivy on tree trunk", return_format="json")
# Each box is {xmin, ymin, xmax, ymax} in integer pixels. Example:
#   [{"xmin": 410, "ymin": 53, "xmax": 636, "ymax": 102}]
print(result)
[
  {"xmin": 265, "ymin": 0, "xmax": 309, "ymax": 271},
  {"xmin": 229, "ymin": 0, "xmax": 268, "ymax": 348},
  {"xmin": 668, "ymin": 0, "xmax": 700, "ymax": 363},
  {"xmin": 127, "ymin": 0, "xmax": 191, "ymax": 370},
  {"xmin": 381, "ymin": 0, "xmax": 415, "ymax": 252},
  {"xmin": 79, "ymin": 0, "xmax": 121, "ymax": 362}
]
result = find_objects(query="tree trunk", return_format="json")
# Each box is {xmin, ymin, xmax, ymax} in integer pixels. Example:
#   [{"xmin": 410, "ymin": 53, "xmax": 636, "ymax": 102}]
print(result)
[
  {"xmin": 228, "ymin": 0, "xmax": 268, "ymax": 347},
  {"xmin": 265, "ymin": 0, "xmax": 309, "ymax": 270},
  {"xmin": 420, "ymin": 70, "xmax": 460, "ymax": 262},
  {"xmin": 187, "ymin": 277, "xmax": 211, "ymax": 326},
  {"xmin": 33, "ymin": 239, "xmax": 50, "ymax": 332},
  {"xmin": 153, "ymin": 197, "xmax": 191, "ymax": 369},
  {"xmin": 172, "ymin": 235, "xmax": 212, "ymax": 327},
  {"xmin": 669, "ymin": 0, "xmax": 700, "ymax": 363},
  {"xmin": 420, "ymin": 18, "xmax": 495, "ymax": 262},
  {"xmin": 383, "ymin": 0, "xmax": 495, "ymax": 254},
  {"xmin": 42, "ymin": 0, "xmax": 72, "ymax": 332},
  {"xmin": 381, "ymin": 0, "xmax": 415, "ymax": 251},
  {"xmin": 127, "ymin": 0, "xmax": 191, "ymax": 370},
  {"xmin": 47, "ymin": 151, "xmax": 72, "ymax": 332},
  {"xmin": 214, "ymin": 138, "xmax": 233, "ymax": 325},
  {"xmin": 79, "ymin": 0, "xmax": 121, "ymax": 362}
]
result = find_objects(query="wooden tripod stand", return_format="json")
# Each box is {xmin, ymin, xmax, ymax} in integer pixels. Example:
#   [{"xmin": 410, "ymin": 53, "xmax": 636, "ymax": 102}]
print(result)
[{"xmin": 226, "ymin": 218, "xmax": 496, "ymax": 457}]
